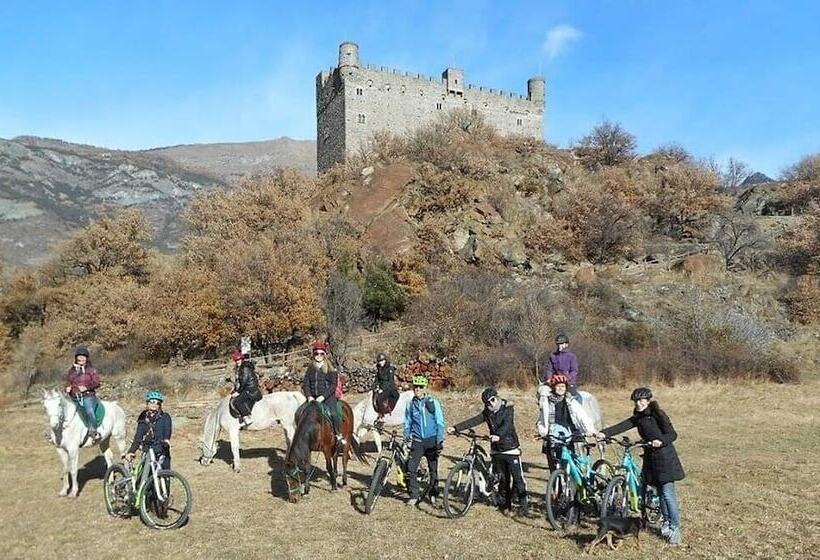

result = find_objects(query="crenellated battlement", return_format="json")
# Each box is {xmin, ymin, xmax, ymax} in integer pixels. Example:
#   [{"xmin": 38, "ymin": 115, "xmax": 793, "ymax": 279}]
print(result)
[{"xmin": 316, "ymin": 42, "xmax": 546, "ymax": 172}]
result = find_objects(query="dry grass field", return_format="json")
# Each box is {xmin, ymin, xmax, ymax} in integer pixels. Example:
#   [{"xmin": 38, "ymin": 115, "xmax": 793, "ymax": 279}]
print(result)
[{"xmin": 1, "ymin": 379, "xmax": 819, "ymax": 560}]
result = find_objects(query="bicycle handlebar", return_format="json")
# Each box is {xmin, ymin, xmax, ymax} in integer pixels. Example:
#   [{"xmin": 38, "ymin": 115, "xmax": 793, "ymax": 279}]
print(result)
[
  {"xmin": 602, "ymin": 436, "xmax": 651, "ymax": 449},
  {"xmin": 451, "ymin": 428, "xmax": 491, "ymax": 441}
]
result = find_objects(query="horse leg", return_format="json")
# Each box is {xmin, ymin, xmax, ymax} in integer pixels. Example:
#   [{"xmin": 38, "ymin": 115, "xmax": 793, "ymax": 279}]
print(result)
[
  {"xmin": 229, "ymin": 424, "xmax": 241, "ymax": 473},
  {"xmin": 283, "ymin": 422, "xmax": 295, "ymax": 450},
  {"xmin": 68, "ymin": 448, "xmax": 80, "ymax": 498},
  {"xmin": 341, "ymin": 442, "xmax": 349, "ymax": 487},
  {"xmin": 326, "ymin": 451, "xmax": 337, "ymax": 491},
  {"xmin": 373, "ymin": 428, "xmax": 383, "ymax": 456},
  {"xmin": 99, "ymin": 436, "xmax": 113, "ymax": 469},
  {"xmin": 56, "ymin": 447, "xmax": 70, "ymax": 497}
]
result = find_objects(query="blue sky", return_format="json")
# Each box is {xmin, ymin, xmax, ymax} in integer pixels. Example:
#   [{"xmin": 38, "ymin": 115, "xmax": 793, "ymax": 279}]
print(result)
[{"xmin": 1, "ymin": 1, "xmax": 817, "ymax": 176}]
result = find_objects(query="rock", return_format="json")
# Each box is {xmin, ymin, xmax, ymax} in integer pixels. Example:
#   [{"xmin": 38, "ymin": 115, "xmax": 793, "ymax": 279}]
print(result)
[
  {"xmin": 574, "ymin": 266, "xmax": 596, "ymax": 289},
  {"xmin": 450, "ymin": 227, "xmax": 471, "ymax": 252},
  {"xmin": 678, "ymin": 254, "xmax": 723, "ymax": 280},
  {"xmin": 500, "ymin": 239, "xmax": 528, "ymax": 268},
  {"xmin": 623, "ymin": 307, "xmax": 641, "ymax": 322},
  {"xmin": 361, "ymin": 166, "xmax": 375, "ymax": 177}
]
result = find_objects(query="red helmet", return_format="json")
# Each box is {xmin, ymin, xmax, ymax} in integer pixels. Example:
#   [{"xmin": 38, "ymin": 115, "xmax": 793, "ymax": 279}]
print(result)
[
  {"xmin": 310, "ymin": 340, "xmax": 329, "ymax": 353},
  {"xmin": 231, "ymin": 350, "xmax": 243, "ymax": 363},
  {"xmin": 548, "ymin": 374, "xmax": 569, "ymax": 387}
]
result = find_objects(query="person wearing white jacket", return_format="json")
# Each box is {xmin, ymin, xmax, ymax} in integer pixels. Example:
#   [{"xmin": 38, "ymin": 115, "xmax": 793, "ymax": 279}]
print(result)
[{"xmin": 536, "ymin": 373, "xmax": 596, "ymax": 471}]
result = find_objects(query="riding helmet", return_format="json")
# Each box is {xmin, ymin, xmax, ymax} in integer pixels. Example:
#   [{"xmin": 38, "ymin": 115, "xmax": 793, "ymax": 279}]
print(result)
[
  {"xmin": 376, "ymin": 352, "xmax": 388, "ymax": 362},
  {"xmin": 481, "ymin": 387, "xmax": 498, "ymax": 404},
  {"xmin": 555, "ymin": 333, "xmax": 569, "ymax": 345},
  {"xmin": 74, "ymin": 346, "xmax": 90, "ymax": 358},
  {"xmin": 630, "ymin": 386, "xmax": 653, "ymax": 401},
  {"xmin": 146, "ymin": 389, "xmax": 166, "ymax": 402},
  {"xmin": 311, "ymin": 340, "xmax": 329, "ymax": 354}
]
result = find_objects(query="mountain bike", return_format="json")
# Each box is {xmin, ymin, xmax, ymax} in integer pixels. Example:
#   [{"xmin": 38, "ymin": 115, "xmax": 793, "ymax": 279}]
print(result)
[
  {"xmin": 442, "ymin": 429, "xmax": 501, "ymax": 518},
  {"xmin": 103, "ymin": 447, "xmax": 192, "ymax": 530},
  {"xmin": 600, "ymin": 437, "xmax": 662, "ymax": 526},
  {"xmin": 543, "ymin": 433, "xmax": 615, "ymax": 530},
  {"xmin": 365, "ymin": 429, "xmax": 432, "ymax": 514}
]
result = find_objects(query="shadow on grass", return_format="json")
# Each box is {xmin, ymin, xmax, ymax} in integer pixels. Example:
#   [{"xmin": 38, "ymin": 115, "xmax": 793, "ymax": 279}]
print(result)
[{"xmin": 77, "ymin": 455, "xmax": 108, "ymax": 494}]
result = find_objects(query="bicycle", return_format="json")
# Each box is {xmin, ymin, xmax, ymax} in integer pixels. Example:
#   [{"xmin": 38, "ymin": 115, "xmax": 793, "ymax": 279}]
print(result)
[
  {"xmin": 599, "ymin": 436, "xmax": 662, "ymax": 526},
  {"xmin": 103, "ymin": 447, "xmax": 192, "ymax": 530},
  {"xmin": 543, "ymin": 433, "xmax": 615, "ymax": 530},
  {"xmin": 442, "ymin": 429, "xmax": 502, "ymax": 519},
  {"xmin": 364, "ymin": 429, "xmax": 432, "ymax": 514}
]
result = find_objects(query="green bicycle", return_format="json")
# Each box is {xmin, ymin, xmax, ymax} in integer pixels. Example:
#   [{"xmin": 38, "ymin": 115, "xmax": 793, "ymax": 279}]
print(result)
[
  {"xmin": 600, "ymin": 436, "xmax": 662, "ymax": 526},
  {"xmin": 103, "ymin": 447, "xmax": 192, "ymax": 530}
]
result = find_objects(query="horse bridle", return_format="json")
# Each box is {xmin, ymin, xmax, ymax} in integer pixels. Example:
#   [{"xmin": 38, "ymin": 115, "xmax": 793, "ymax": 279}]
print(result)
[{"xmin": 285, "ymin": 465, "xmax": 305, "ymax": 498}]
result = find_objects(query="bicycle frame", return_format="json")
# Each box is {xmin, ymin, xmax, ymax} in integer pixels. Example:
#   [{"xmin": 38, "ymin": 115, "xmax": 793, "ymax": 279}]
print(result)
[
  {"xmin": 609, "ymin": 438, "xmax": 654, "ymax": 515},
  {"xmin": 455, "ymin": 434, "xmax": 495, "ymax": 497},
  {"xmin": 120, "ymin": 447, "xmax": 167, "ymax": 509},
  {"xmin": 553, "ymin": 438, "xmax": 600, "ymax": 503}
]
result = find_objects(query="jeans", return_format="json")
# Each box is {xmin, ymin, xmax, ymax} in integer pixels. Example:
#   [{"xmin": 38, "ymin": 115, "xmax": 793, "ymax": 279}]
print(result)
[
  {"xmin": 80, "ymin": 394, "xmax": 98, "ymax": 430},
  {"xmin": 658, "ymin": 481, "xmax": 681, "ymax": 528}
]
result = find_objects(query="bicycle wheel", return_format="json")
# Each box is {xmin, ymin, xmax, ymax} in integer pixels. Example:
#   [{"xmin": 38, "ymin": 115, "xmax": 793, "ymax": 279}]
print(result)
[
  {"xmin": 365, "ymin": 458, "xmax": 391, "ymax": 514},
  {"xmin": 545, "ymin": 468, "xmax": 578, "ymax": 530},
  {"xmin": 103, "ymin": 463, "xmax": 132, "ymax": 518},
  {"xmin": 443, "ymin": 461, "xmax": 475, "ymax": 518},
  {"xmin": 415, "ymin": 458, "xmax": 433, "ymax": 500},
  {"xmin": 601, "ymin": 475, "xmax": 628, "ymax": 519},
  {"xmin": 139, "ymin": 469, "xmax": 192, "ymax": 530},
  {"xmin": 591, "ymin": 459, "xmax": 616, "ymax": 493}
]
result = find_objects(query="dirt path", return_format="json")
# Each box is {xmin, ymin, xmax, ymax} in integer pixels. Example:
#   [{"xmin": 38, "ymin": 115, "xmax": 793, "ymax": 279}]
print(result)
[{"xmin": 1, "ymin": 381, "xmax": 818, "ymax": 559}]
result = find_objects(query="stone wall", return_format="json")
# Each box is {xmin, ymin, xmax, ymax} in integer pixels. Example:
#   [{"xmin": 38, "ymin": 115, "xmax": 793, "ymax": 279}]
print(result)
[{"xmin": 316, "ymin": 45, "xmax": 546, "ymax": 173}]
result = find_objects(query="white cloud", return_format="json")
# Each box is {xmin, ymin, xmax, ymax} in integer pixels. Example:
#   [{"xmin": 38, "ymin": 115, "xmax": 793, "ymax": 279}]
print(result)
[{"xmin": 542, "ymin": 24, "xmax": 582, "ymax": 60}]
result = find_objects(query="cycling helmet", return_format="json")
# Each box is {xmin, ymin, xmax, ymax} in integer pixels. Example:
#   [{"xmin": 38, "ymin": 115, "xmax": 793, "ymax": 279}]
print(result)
[
  {"xmin": 548, "ymin": 373, "xmax": 569, "ymax": 387},
  {"xmin": 74, "ymin": 346, "xmax": 90, "ymax": 358},
  {"xmin": 146, "ymin": 390, "xmax": 165, "ymax": 403},
  {"xmin": 555, "ymin": 333, "xmax": 569, "ymax": 345},
  {"xmin": 630, "ymin": 386, "xmax": 653, "ymax": 401},
  {"xmin": 411, "ymin": 375, "xmax": 429, "ymax": 388},
  {"xmin": 481, "ymin": 386, "xmax": 498, "ymax": 404}
]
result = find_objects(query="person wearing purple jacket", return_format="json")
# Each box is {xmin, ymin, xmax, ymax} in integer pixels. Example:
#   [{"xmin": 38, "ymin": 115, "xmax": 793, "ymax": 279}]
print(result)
[
  {"xmin": 64, "ymin": 346, "xmax": 102, "ymax": 441},
  {"xmin": 544, "ymin": 333, "xmax": 580, "ymax": 397}
]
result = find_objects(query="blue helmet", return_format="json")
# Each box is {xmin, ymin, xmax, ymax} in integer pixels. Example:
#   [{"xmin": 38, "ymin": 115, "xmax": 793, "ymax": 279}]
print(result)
[{"xmin": 146, "ymin": 390, "xmax": 165, "ymax": 403}]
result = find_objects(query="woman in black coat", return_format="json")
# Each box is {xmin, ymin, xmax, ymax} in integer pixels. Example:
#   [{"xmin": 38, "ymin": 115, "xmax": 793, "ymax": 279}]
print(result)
[{"xmin": 598, "ymin": 387, "xmax": 685, "ymax": 546}]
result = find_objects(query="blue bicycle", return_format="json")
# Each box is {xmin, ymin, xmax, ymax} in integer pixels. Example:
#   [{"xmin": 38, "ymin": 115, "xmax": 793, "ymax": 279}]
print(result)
[
  {"xmin": 600, "ymin": 437, "xmax": 662, "ymax": 525},
  {"xmin": 544, "ymin": 434, "xmax": 614, "ymax": 530}
]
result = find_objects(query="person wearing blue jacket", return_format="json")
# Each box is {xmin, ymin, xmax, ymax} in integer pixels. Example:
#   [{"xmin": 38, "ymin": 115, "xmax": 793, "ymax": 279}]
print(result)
[{"xmin": 403, "ymin": 374, "xmax": 445, "ymax": 506}]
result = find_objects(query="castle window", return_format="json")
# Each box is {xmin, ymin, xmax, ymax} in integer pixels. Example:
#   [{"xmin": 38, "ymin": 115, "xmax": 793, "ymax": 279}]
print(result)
[
  {"xmin": 401, "ymin": 85, "xmax": 406, "ymax": 94},
  {"xmin": 516, "ymin": 118, "xmax": 522, "ymax": 126},
  {"xmin": 454, "ymin": 79, "xmax": 458, "ymax": 84},
  {"xmin": 357, "ymin": 114, "xmax": 366, "ymax": 124},
  {"xmin": 419, "ymin": 90, "xmax": 424, "ymax": 97},
  {"xmin": 367, "ymin": 80, "xmax": 373, "ymax": 88},
  {"xmin": 385, "ymin": 83, "xmax": 391, "ymax": 91},
  {"xmin": 436, "ymin": 103, "xmax": 442, "ymax": 110},
  {"xmin": 356, "ymin": 88, "xmax": 363, "ymax": 95}
]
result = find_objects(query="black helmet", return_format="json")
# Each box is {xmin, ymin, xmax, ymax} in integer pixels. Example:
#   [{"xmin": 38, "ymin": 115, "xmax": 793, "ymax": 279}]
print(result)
[
  {"xmin": 74, "ymin": 346, "xmax": 90, "ymax": 358},
  {"xmin": 555, "ymin": 333, "xmax": 569, "ymax": 345},
  {"xmin": 481, "ymin": 386, "xmax": 498, "ymax": 404},
  {"xmin": 630, "ymin": 387, "xmax": 653, "ymax": 401},
  {"xmin": 376, "ymin": 352, "xmax": 388, "ymax": 362}
]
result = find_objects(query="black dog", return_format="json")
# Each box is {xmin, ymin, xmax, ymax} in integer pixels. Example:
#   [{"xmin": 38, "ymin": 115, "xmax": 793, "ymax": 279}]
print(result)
[{"xmin": 585, "ymin": 516, "xmax": 644, "ymax": 554}]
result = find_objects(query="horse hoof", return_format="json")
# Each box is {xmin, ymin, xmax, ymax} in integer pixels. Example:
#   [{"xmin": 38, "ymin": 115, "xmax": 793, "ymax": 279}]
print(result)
[{"xmin": 68, "ymin": 493, "xmax": 78, "ymax": 499}]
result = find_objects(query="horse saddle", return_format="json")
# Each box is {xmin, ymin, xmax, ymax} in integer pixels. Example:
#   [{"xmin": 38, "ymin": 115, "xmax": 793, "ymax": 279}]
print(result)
[
  {"xmin": 295, "ymin": 400, "xmax": 340, "ymax": 424},
  {"xmin": 228, "ymin": 396, "xmax": 258, "ymax": 419},
  {"xmin": 72, "ymin": 398, "xmax": 105, "ymax": 427}
]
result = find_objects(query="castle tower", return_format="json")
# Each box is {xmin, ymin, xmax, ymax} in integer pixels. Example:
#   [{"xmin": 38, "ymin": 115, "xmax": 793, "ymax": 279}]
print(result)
[
  {"xmin": 442, "ymin": 68, "xmax": 464, "ymax": 96},
  {"xmin": 338, "ymin": 41, "xmax": 359, "ymax": 69},
  {"xmin": 527, "ymin": 76, "xmax": 545, "ymax": 104}
]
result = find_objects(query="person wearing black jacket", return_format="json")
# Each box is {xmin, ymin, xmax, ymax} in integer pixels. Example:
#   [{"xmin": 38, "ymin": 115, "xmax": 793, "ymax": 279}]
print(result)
[
  {"xmin": 598, "ymin": 387, "xmax": 685, "ymax": 546},
  {"xmin": 302, "ymin": 341, "xmax": 344, "ymax": 445},
  {"xmin": 125, "ymin": 389, "xmax": 173, "ymax": 470},
  {"xmin": 232, "ymin": 357, "xmax": 263, "ymax": 428},
  {"xmin": 448, "ymin": 387, "xmax": 529, "ymax": 517},
  {"xmin": 372, "ymin": 352, "xmax": 399, "ymax": 417}
]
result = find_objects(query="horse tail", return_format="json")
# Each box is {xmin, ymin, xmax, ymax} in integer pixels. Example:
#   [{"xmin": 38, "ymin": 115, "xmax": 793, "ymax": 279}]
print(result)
[
  {"xmin": 200, "ymin": 400, "xmax": 223, "ymax": 462},
  {"xmin": 111, "ymin": 402, "xmax": 128, "ymax": 454}
]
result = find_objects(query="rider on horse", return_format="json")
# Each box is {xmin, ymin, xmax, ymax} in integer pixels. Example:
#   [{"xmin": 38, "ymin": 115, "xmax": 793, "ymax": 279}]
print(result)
[
  {"xmin": 544, "ymin": 333, "xmax": 580, "ymax": 397},
  {"xmin": 125, "ymin": 390, "xmax": 173, "ymax": 470},
  {"xmin": 64, "ymin": 346, "xmax": 102, "ymax": 442},
  {"xmin": 231, "ymin": 352, "xmax": 262, "ymax": 428},
  {"xmin": 301, "ymin": 341, "xmax": 345, "ymax": 446},
  {"xmin": 536, "ymin": 373, "xmax": 596, "ymax": 471},
  {"xmin": 372, "ymin": 352, "xmax": 399, "ymax": 420}
]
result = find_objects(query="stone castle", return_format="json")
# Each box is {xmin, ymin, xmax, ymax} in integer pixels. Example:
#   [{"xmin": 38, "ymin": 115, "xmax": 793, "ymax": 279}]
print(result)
[{"xmin": 316, "ymin": 42, "xmax": 546, "ymax": 173}]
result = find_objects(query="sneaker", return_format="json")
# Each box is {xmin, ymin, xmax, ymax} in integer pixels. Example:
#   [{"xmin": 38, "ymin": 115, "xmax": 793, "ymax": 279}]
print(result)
[
  {"xmin": 667, "ymin": 527, "xmax": 682, "ymax": 546},
  {"xmin": 659, "ymin": 521, "xmax": 672, "ymax": 538},
  {"xmin": 518, "ymin": 503, "xmax": 531, "ymax": 518},
  {"xmin": 406, "ymin": 498, "xmax": 419, "ymax": 506},
  {"xmin": 429, "ymin": 494, "xmax": 437, "ymax": 506}
]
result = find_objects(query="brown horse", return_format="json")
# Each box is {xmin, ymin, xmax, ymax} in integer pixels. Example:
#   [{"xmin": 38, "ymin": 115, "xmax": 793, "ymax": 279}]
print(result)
[{"xmin": 284, "ymin": 400, "xmax": 358, "ymax": 502}]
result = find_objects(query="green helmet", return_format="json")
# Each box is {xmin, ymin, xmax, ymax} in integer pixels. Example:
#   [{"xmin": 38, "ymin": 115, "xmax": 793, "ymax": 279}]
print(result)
[
  {"xmin": 146, "ymin": 389, "xmax": 165, "ymax": 403},
  {"xmin": 412, "ymin": 375, "xmax": 429, "ymax": 388}
]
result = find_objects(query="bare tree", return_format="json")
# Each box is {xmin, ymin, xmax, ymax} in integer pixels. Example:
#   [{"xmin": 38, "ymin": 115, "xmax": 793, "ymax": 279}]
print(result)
[
  {"xmin": 513, "ymin": 289, "xmax": 555, "ymax": 383},
  {"xmin": 721, "ymin": 157, "xmax": 751, "ymax": 192},
  {"xmin": 574, "ymin": 119, "xmax": 637, "ymax": 168},
  {"xmin": 323, "ymin": 269, "xmax": 363, "ymax": 370},
  {"xmin": 710, "ymin": 211, "xmax": 770, "ymax": 270}
]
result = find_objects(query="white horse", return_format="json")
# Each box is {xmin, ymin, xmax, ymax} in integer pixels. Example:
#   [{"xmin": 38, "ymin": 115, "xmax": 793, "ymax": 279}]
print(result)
[
  {"xmin": 199, "ymin": 391, "xmax": 306, "ymax": 472},
  {"xmin": 352, "ymin": 390, "xmax": 413, "ymax": 454},
  {"xmin": 42, "ymin": 388, "xmax": 127, "ymax": 498},
  {"xmin": 536, "ymin": 384, "xmax": 604, "ymax": 433}
]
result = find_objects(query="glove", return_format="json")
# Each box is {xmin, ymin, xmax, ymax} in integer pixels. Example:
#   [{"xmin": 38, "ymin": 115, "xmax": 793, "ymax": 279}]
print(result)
[
  {"xmin": 317, "ymin": 395, "xmax": 325, "ymax": 403},
  {"xmin": 436, "ymin": 441, "xmax": 444, "ymax": 455}
]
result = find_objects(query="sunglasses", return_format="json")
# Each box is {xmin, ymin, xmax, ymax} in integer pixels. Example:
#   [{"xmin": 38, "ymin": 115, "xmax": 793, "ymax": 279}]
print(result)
[
  {"xmin": 485, "ymin": 396, "xmax": 498, "ymax": 405},
  {"xmin": 313, "ymin": 351, "xmax": 326, "ymax": 356},
  {"xmin": 147, "ymin": 399, "xmax": 161, "ymax": 405}
]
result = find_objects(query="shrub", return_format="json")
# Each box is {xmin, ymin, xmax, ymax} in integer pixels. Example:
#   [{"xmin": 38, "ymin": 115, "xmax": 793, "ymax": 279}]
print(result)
[
  {"xmin": 362, "ymin": 263, "xmax": 407, "ymax": 326},
  {"xmin": 574, "ymin": 119, "xmax": 637, "ymax": 168},
  {"xmin": 458, "ymin": 344, "xmax": 530, "ymax": 388},
  {"xmin": 786, "ymin": 276, "xmax": 820, "ymax": 325}
]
